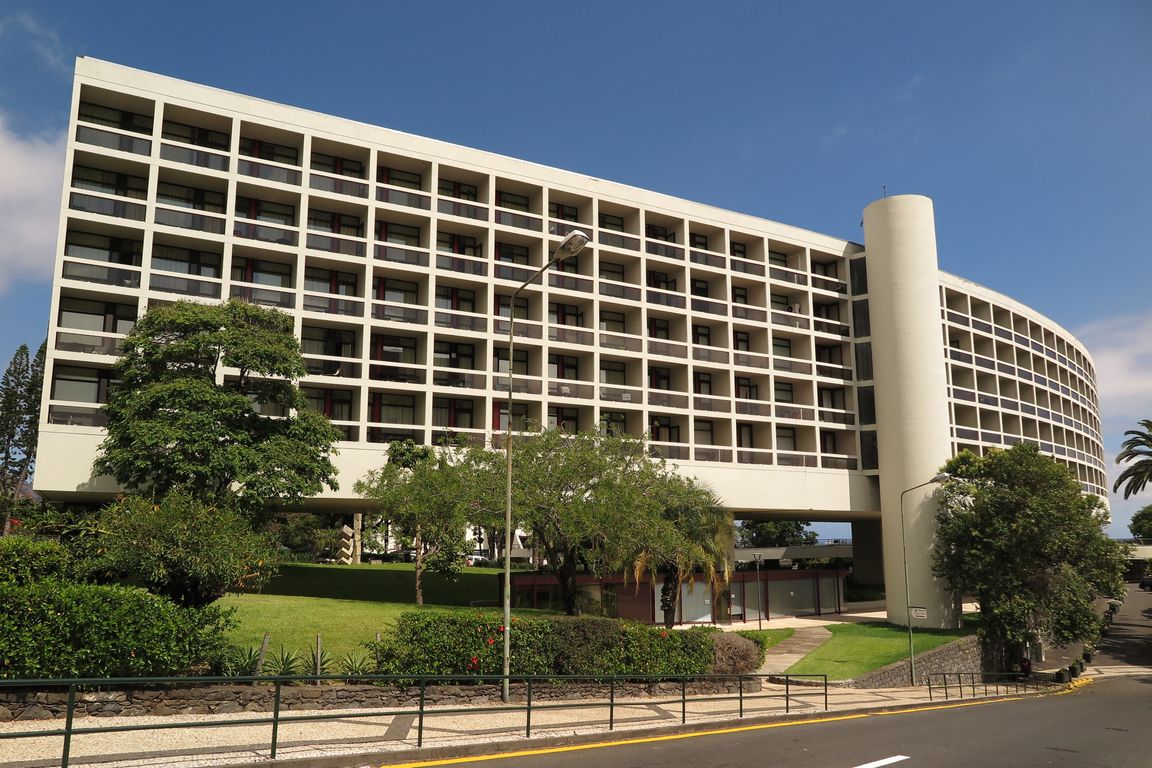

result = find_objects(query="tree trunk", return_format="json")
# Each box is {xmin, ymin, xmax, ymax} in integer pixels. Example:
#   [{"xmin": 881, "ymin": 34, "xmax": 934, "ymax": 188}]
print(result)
[
  {"xmin": 554, "ymin": 549, "xmax": 580, "ymax": 615},
  {"xmin": 660, "ymin": 568, "xmax": 680, "ymax": 629},
  {"xmin": 413, "ymin": 524, "xmax": 424, "ymax": 606}
]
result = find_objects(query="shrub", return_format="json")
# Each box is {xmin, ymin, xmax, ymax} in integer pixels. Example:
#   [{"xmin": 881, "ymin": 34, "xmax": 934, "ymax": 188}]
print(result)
[
  {"xmin": 711, "ymin": 632, "xmax": 761, "ymax": 674},
  {"xmin": 0, "ymin": 580, "xmax": 234, "ymax": 678},
  {"xmin": 0, "ymin": 537, "xmax": 71, "ymax": 585},
  {"xmin": 548, "ymin": 616, "xmax": 625, "ymax": 676},
  {"xmin": 617, "ymin": 623, "xmax": 714, "ymax": 678}
]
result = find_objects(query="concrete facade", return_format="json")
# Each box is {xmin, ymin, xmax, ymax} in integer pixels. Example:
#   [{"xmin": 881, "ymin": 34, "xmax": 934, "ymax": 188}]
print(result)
[{"xmin": 35, "ymin": 59, "xmax": 1107, "ymax": 627}]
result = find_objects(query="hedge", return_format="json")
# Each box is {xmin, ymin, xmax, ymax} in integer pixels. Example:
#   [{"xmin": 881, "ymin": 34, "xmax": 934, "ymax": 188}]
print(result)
[
  {"xmin": 366, "ymin": 612, "xmax": 732, "ymax": 680},
  {"xmin": 0, "ymin": 580, "xmax": 235, "ymax": 679},
  {"xmin": 0, "ymin": 537, "xmax": 72, "ymax": 585}
]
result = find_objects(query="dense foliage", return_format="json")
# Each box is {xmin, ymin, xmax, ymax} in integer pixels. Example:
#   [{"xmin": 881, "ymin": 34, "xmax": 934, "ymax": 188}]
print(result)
[
  {"xmin": 0, "ymin": 341, "xmax": 44, "ymax": 535},
  {"xmin": 1113, "ymin": 418, "xmax": 1152, "ymax": 500},
  {"xmin": 95, "ymin": 300, "xmax": 341, "ymax": 515},
  {"xmin": 0, "ymin": 536, "xmax": 72, "ymax": 584},
  {"xmin": 1130, "ymin": 504, "xmax": 1152, "ymax": 540},
  {"xmin": 97, "ymin": 492, "xmax": 280, "ymax": 607},
  {"xmin": 737, "ymin": 520, "xmax": 819, "ymax": 547},
  {"xmin": 933, "ymin": 444, "xmax": 1128, "ymax": 670},
  {"xmin": 365, "ymin": 611, "xmax": 731, "ymax": 679},
  {"xmin": 0, "ymin": 579, "xmax": 234, "ymax": 678}
]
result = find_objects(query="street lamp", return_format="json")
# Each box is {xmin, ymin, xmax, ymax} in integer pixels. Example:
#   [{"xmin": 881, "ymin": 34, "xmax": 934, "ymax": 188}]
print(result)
[
  {"xmin": 899, "ymin": 471, "xmax": 950, "ymax": 686},
  {"xmin": 502, "ymin": 229, "xmax": 590, "ymax": 702},
  {"xmin": 752, "ymin": 552, "xmax": 764, "ymax": 631}
]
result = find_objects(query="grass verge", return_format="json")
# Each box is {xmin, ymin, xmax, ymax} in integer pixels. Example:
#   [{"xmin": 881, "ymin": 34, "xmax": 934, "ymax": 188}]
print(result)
[{"xmin": 785, "ymin": 621, "xmax": 971, "ymax": 680}]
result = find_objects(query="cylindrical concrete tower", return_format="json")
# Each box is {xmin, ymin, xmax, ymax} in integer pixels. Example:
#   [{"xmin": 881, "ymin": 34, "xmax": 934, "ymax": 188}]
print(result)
[{"xmin": 862, "ymin": 195, "xmax": 957, "ymax": 629}]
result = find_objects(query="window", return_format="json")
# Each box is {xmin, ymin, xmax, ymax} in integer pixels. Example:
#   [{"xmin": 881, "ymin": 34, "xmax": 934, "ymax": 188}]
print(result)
[
  {"xmin": 369, "ymin": 393, "xmax": 416, "ymax": 424},
  {"xmin": 774, "ymin": 381, "xmax": 794, "ymax": 403},
  {"xmin": 694, "ymin": 420, "xmax": 715, "ymax": 445},
  {"xmin": 311, "ymin": 153, "xmax": 364, "ymax": 178},
  {"xmin": 691, "ymin": 279, "xmax": 710, "ymax": 297},
  {"xmin": 852, "ymin": 300, "xmax": 871, "ymax": 337},
  {"xmin": 690, "ymin": 233, "xmax": 709, "ymax": 250},
  {"xmin": 439, "ymin": 179, "xmax": 478, "ymax": 201},
  {"xmin": 235, "ymin": 197, "xmax": 295, "ymax": 225},
  {"xmin": 155, "ymin": 182, "xmax": 225, "ymax": 212},
  {"xmin": 733, "ymin": 330, "xmax": 750, "ymax": 351},
  {"xmin": 304, "ymin": 267, "xmax": 357, "ymax": 295},
  {"xmin": 815, "ymin": 345, "xmax": 843, "ymax": 364},
  {"xmin": 599, "ymin": 261, "xmax": 625, "ymax": 281},
  {"xmin": 496, "ymin": 242, "xmax": 530, "ymax": 264},
  {"xmin": 548, "ymin": 354, "xmax": 579, "ymax": 380},
  {"xmin": 693, "ymin": 372, "xmax": 712, "ymax": 395},
  {"xmin": 434, "ymin": 341, "xmax": 475, "ymax": 370},
  {"xmin": 436, "ymin": 286, "xmax": 476, "ymax": 312},
  {"xmin": 648, "ymin": 317, "xmax": 670, "ymax": 339},
  {"xmin": 811, "ymin": 261, "xmax": 838, "ymax": 278},
  {"xmin": 647, "ymin": 270, "xmax": 676, "ymax": 290},
  {"xmin": 730, "ymin": 242, "xmax": 747, "ymax": 259},
  {"xmin": 376, "ymin": 221, "xmax": 421, "ymax": 246},
  {"xmin": 374, "ymin": 277, "xmax": 418, "ymax": 303},
  {"xmin": 768, "ymin": 250, "xmax": 789, "ymax": 267},
  {"xmin": 649, "ymin": 415, "xmax": 679, "ymax": 442},
  {"xmin": 303, "ymin": 388, "xmax": 353, "ymax": 421},
  {"xmin": 600, "ymin": 360, "xmax": 626, "ymax": 385},
  {"xmin": 731, "ymin": 286, "xmax": 748, "ymax": 305},
  {"xmin": 645, "ymin": 224, "xmax": 675, "ymax": 242},
  {"xmin": 151, "ymin": 245, "xmax": 221, "ymax": 277},
  {"xmin": 555, "ymin": 252, "xmax": 579, "ymax": 273},
  {"xmin": 301, "ymin": 327, "xmax": 356, "ymax": 357},
  {"xmin": 850, "ymin": 257, "xmax": 869, "ymax": 296},
  {"xmin": 239, "ymin": 137, "xmax": 299, "ymax": 165},
  {"xmin": 549, "ymin": 302, "xmax": 582, "ymax": 326},
  {"xmin": 495, "ymin": 402, "xmax": 529, "ymax": 432},
  {"xmin": 599, "ymin": 310, "xmax": 626, "ymax": 333},
  {"xmin": 737, "ymin": 423, "xmax": 754, "ymax": 449},
  {"xmin": 51, "ymin": 366, "xmax": 114, "ymax": 403},
  {"xmin": 818, "ymin": 387, "xmax": 846, "ymax": 409},
  {"xmin": 496, "ymin": 190, "xmax": 530, "ymax": 211},
  {"xmin": 547, "ymin": 407, "xmax": 579, "ymax": 433},
  {"xmin": 437, "ymin": 232, "xmax": 481, "ymax": 256},
  {"xmin": 858, "ymin": 386, "xmax": 876, "ymax": 424},
  {"xmin": 377, "ymin": 167, "xmax": 423, "ymax": 189},
  {"xmin": 493, "ymin": 348, "xmax": 528, "ymax": 374},
  {"xmin": 73, "ymin": 166, "xmax": 149, "ymax": 199},
  {"xmin": 855, "ymin": 342, "xmax": 874, "ymax": 380},
  {"xmin": 648, "ymin": 366, "xmax": 671, "ymax": 390},
  {"xmin": 599, "ymin": 212, "xmax": 625, "ymax": 232},
  {"xmin": 78, "ymin": 102, "xmax": 152, "ymax": 133},
  {"xmin": 65, "ymin": 231, "xmax": 143, "ymax": 266},
  {"xmin": 600, "ymin": 410, "xmax": 627, "ymax": 435},
  {"xmin": 773, "ymin": 337, "xmax": 793, "ymax": 357},
  {"xmin": 692, "ymin": 324, "xmax": 711, "ymax": 346},
  {"xmin": 58, "ymin": 298, "xmax": 136, "ymax": 334},
  {"xmin": 861, "ymin": 431, "xmax": 879, "ymax": 469},
  {"xmin": 770, "ymin": 293, "xmax": 790, "ymax": 311},
  {"xmin": 775, "ymin": 426, "xmax": 797, "ymax": 451},
  {"xmin": 232, "ymin": 257, "xmax": 291, "ymax": 287},
  {"xmin": 549, "ymin": 201, "xmax": 578, "ymax": 221},
  {"xmin": 433, "ymin": 397, "xmax": 474, "ymax": 428},
  {"xmin": 495, "ymin": 294, "xmax": 529, "ymax": 319},
  {"xmin": 370, "ymin": 334, "xmax": 417, "ymax": 363},
  {"xmin": 735, "ymin": 377, "xmax": 758, "ymax": 399},
  {"xmin": 308, "ymin": 210, "xmax": 364, "ymax": 237},
  {"xmin": 820, "ymin": 431, "xmax": 838, "ymax": 454}
]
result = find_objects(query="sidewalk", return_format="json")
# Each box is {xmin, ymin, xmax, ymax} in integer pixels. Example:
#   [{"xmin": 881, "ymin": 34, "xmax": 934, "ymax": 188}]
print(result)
[{"xmin": 7, "ymin": 596, "xmax": 1145, "ymax": 768}]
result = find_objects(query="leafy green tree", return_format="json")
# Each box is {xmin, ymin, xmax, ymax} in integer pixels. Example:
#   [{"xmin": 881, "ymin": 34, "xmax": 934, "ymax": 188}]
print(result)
[
  {"xmin": 1129, "ymin": 504, "xmax": 1152, "ymax": 540},
  {"xmin": 97, "ymin": 492, "xmax": 279, "ymax": 607},
  {"xmin": 356, "ymin": 439, "xmax": 500, "ymax": 605},
  {"xmin": 737, "ymin": 520, "xmax": 818, "ymax": 548},
  {"xmin": 0, "ymin": 342, "xmax": 45, "ymax": 535},
  {"xmin": 933, "ymin": 444, "xmax": 1128, "ymax": 671},
  {"xmin": 1114, "ymin": 419, "xmax": 1152, "ymax": 500},
  {"xmin": 95, "ymin": 300, "xmax": 341, "ymax": 515}
]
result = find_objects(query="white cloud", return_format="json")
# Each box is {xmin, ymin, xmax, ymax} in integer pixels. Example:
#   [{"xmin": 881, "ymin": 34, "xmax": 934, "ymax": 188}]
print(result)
[
  {"xmin": 0, "ymin": 115, "xmax": 66, "ymax": 292},
  {"xmin": 0, "ymin": 13, "xmax": 68, "ymax": 74},
  {"xmin": 1076, "ymin": 312, "xmax": 1152, "ymax": 427}
]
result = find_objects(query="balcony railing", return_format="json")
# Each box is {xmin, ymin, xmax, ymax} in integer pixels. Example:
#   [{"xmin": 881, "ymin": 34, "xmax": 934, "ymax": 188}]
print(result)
[
  {"xmin": 47, "ymin": 405, "xmax": 107, "ymax": 427},
  {"xmin": 371, "ymin": 302, "xmax": 428, "ymax": 324},
  {"xmin": 75, "ymin": 125, "xmax": 150, "ymax": 155},
  {"xmin": 647, "ymin": 340, "xmax": 687, "ymax": 358},
  {"xmin": 821, "ymin": 456, "xmax": 858, "ymax": 470},
  {"xmin": 730, "ymin": 258, "xmax": 765, "ymax": 276},
  {"xmin": 377, "ymin": 187, "xmax": 431, "ymax": 210},
  {"xmin": 433, "ymin": 370, "xmax": 486, "ymax": 389},
  {"xmin": 310, "ymin": 174, "xmax": 368, "ymax": 199},
  {"xmin": 737, "ymin": 449, "xmax": 773, "ymax": 465},
  {"xmin": 548, "ymin": 273, "xmax": 593, "ymax": 293},
  {"xmin": 735, "ymin": 401, "xmax": 771, "ymax": 416},
  {"xmin": 694, "ymin": 447, "xmax": 733, "ymax": 462},
  {"xmin": 493, "ymin": 318, "xmax": 542, "ymax": 339},
  {"xmin": 495, "ymin": 210, "xmax": 541, "ymax": 231},
  {"xmin": 234, "ymin": 221, "xmax": 297, "ymax": 246},
  {"xmin": 693, "ymin": 396, "xmax": 730, "ymax": 413},
  {"xmin": 491, "ymin": 376, "xmax": 542, "ymax": 395},
  {"xmin": 154, "ymin": 207, "xmax": 227, "ymax": 234},
  {"xmin": 690, "ymin": 250, "xmax": 725, "ymax": 268},
  {"xmin": 304, "ymin": 358, "xmax": 361, "ymax": 378},
  {"xmin": 435, "ymin": 312, "xmax": 487, "ymax": 332},
  {"xmin": 436, "ymin": 254, "xmax": 487, "ymax": 275},
  {"xmin": 495, "ymin": 263, "xmax": 534, "ymax": 283},
  {"xmin": 691, "ymin": 298, "xmax": 727, "ymax": 316},
  {"xmin": 646, "ymin": 290, "xmax": 686, "ymax": 309},
  {"xmin": 777, "ymin": 452, "xmax": 818, "ymax": 467},
  {"xmin": 769, "ymin": 267, "xmax": 807, "ymax": 286},
  {"xmin": 645, "ymin": 241, "xmax": 684, "ymax": 260},
  {"xmin": 548, "ymin": 221, "xmax": 586, "ymax": 237},
  {"xmin": 238, "ymin": 159, "xmax": 301, "ymax": 185},
  {"xmin": 775, "ymin": 405, "xmax": 815, "ymax": 421},
  {"xmin": 548, "ymin": 381, "xmax": 593, "ymax": 399},
  {"xmin": 773, "ymin": 358, "xmax": 812, "ymax": 374},
  {"xmin": 692, "ymin": 347, "xmax": 729, "ymax": 364},
  {"xmin": 548, "ymin": 326, "xmax": 594, "ymax": 346},
  {"xmin": 302, "ymin": 294, "xmax": 364, "ymax": 317},
  {"xmin": 649, "ymin": 442, "xmax": 689, "ymax": 460},
  {"xmin": 599, "ymin": 282, "xmax": 642, "ymax": 301},
  {"xmin": 600, "ymin": 386, "xmax": 641, "ymax": 404},
  {"xmin": 54, "ymin": 331, "xmax": 121, "ymax": 356},
  {"xmin": 69, "ymin": 193, "xmax": 146, "ymax": 221},
  {"xmin": 811, "ymin": 275, "xmax": 848, "ymax": 293},
  {"xmin": 61, "ymin": 260, "xmax": 140, "ymax": 288},
  {"xmin": 599, "ymin": 332, "xmax": 642, "ymax": 352},
  {"xmin": 150, "ymin": 274, "xmax": 222, "ymax": 299},
  {"xmin": 374, "ymin": 244, "xmax": 428, "ymax": 267},
  {"xmin": 648, "ymin": 391, "xmax": 689, "ymax": 408},
  {"xmin": 732, "ymin": 352, "xmax": 770, "ymax": 369},
  {"xmin": 230, "ymin": 284, "xmax": 294, "ymax": 308},
  {"xmin": 307, "ymin": 233, "xmax": 366, "ymax": 257},
  {"xmin": 598, "ymin": 231, "xmax": 640, "ymax": 251},
  {"xmin": 437, "ymin": 199, "xmax": 487, "ymax": 220},
  {"xmin": 159, "ymin": 143, "xmax": 229, "ymax": 171},
  {"xmin": 369, "ymin": 364, "xmax": 425, "ymax": 384},
  {"xmin": 772, "ymin": 311, "xmax": 809, "ymax": 330}
]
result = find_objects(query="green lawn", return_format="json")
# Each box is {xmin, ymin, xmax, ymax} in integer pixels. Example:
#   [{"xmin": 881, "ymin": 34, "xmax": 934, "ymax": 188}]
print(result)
[
  {"xmin": 785, "ymin": 622, "xmax": 971, "ymax": 680},
  {"xmin": 218, "ymin": 593, "xmax": 503, "ymax": 657},
  {"xmin": 736, "ymin": 628, "xmax": 795, "ymax": 654}
]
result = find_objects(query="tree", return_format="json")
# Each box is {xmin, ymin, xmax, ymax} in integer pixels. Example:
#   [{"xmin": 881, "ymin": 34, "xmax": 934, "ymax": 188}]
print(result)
[
  {"xmin": 95, "ymin": 300, "xmax": 341, "ymax": 514},
  {"xmin": 1114, "ymin": 419, "xmax": 1152, "ymax": 500},
  {"xmin": 356, "ymin": 439, "xmax": 500, "ymax": 605},
  {"xmin": 1129, "ymin": 504, "xmax": 1152, "ymax": 540},
  {"xmin": 737, "ymin": 520, "xmax": 818, "ymax": 548},
  {"xmin": 0, "ymin": 341, "xmax": 45, "ymax": 536},
  {"xmin": 97, "ymin": 492, "xmax": 280, "ymax": 607},
  {"xmin": 933, "ymin": 444, "xmax": 1128, "ymax": 671}
]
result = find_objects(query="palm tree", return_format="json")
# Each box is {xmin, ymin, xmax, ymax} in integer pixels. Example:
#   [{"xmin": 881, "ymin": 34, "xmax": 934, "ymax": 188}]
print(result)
[{"xmin": 1114, "ymin": 419, "xmax": 1152, "ymax": 500}]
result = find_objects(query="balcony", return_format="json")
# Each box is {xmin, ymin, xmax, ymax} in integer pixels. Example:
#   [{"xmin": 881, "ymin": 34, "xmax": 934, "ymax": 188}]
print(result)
[
  {"xmin": 773, "ymin": 358, "xmax": 812, "ymax": 374},
  {"xmin": 648, "ymin": 391, "xmax": 689, "ymax": 408},
  {"xmin": 777, "ymin": 452, "xmax": 818, "ymax": 468},
  {"xmin": 649, "ymin": 442, "xmax": 689, "ymax": 460},
  {"xmin": 815, "ymin": 364, "xmax": 853, "ymax": 380},
  {"xmin": 600, "ymin": 386, "xmax": 641, "ymax": 404},
  {"xmin": 731, "ymin": 305, "xmax": 767, "ymax": 322},
  {"xmin": 437, "ymin": 199, "xmax": 487, "ymax": 221},
  {"xmin": 371, "ymin": 302, "xmax": 428, "ymax": 324},
  {"xmin": 769, "ymin": 267, "xmax": 807, "ymax": 286},
  {"xmin": 377, "ymin": 187, "xmax": 430, "ymax": 210},
  {"xmin": 647, "ymin": 340, "xmax": 687, "ymax": 358},
  {"xmin": 47, "ymin": 405, "xmax": 107, "ymax": 427},
  {"xmin": 230, "ymin": 284, "xmax": 294, "ymax": 308},
  {"xmin": 694, "ymin": 447, "xmax": 732, "ymax": 462},
  {"xmin": 598, "ymin": 231, "xmax": 640, "ymax": 251},
  {"xmin": 75, "ymin": 125, "xmax": 150, "ymax": 156},
  {"xmin": 821, "ymin": 456, "xmax": 858, "ymax": 470},
  {"xmin": 813, "ymin": 319, "xmax": 851, "ymax": 336},
  {"xmin": 735, "ymin": 401, "xmax": 771, "ymax": 416},
  {"xmin": 692, "ymin": 347, "xmax": 729, "ymax": 364},
  {"xmin": 646, "ymin": 290, "xmax": 686, "ymax": 309},
  {"xmin": 599, "ymin": 282, "xmax": 642, "ymax": 301},
  {"xmin": 435, "ymin": 254, "xmax": 487, "ymax": 276},
  {"xmin": 693, "ymin": 396, "xmax": 730, "ymax": 413},
  {"xmin": 547, "ymin": 381, "xmax": 593, "ymax": 399},
  {"xmin": 154, "ymin": 208, "xmax": 227, "ymax": 234},
  {"xmin": 374, "ymin": 244, "xmax": 428, "ymax": 267},
  {"xmin": 433, "ymin": 370, "xmax": 486, "ymax": 389},
  {"xmin": 69, "ymin": 193, "xmax": 146, "ymax": 222},
  {"xmin": 772, "ymin": 311, "xmax": 810, "ymax": 330},
  {"xmin": 302, "ymin": 294, "xmax": 364, "ymax": 317},
  {"xmin": 369, "ymin": 364, "xmax": 425, "ymax": 384},
  {"xmin": 434, "ymin": 312, "xmax": 487, "ymax": 333},
  {"xmin": 149, "ymin": 274, "xmax": 221, "ymax": 299},
  {"xmin": 730, "ymin": 258, "xmax": 765, "ymax": 276},
  {"xmin": 494, "ymin": 210, "xmax": 542, "ymax": 231},
  {"xmin": 736, "ymin": 449, "xmax": 773, "ymax": 465},
  {"xmin": 775, "ymin": 405, "xmax": 815, "ymax": 421},
  {"xmin": 645, "ymin": 241, "xmax": 684, "ymax": 260},
  {"xmin": 548, "ymin": 221, "xmax": 586, "ymax": 237},
  {"xmin": 54, "ymin": 331, "xmax": 121, "ymax": 356},
  {"xmin": 691, "ymin": 298, "xmax": 727, "ymax": 316},
  {"xmin": 61, "ymin": 261, "xmax": 141, "ymax": 288},
  {"xmin": 732, "ymin": 352, "xmax": 770, "ymax": 369},
  {"xmin": 599, "ymin": 332, "xmax": 642, "ymax": 352},
  {"xmin": 305, "ymin": 359, "xmax": 361, "ymax": 378},
  {"xmin": 548, "ymin": 273, "xmax": 593, "ymax": 293},
  {"xmin": 234, "ymin": 221, "xmax": 297, "ymax": 246},
  {"xmin": 310, "ymin": 174, "xmax": 368, "ymax": 199},
  {"xmin": 493, "ymin": 318, "xmax": 542, "ymax": 339},
  {"xmin": 494, "ymin": 263, "xmax": 534, "ymax": 283},
  {"xmin": 307, "ymin": 233, "xmax": 366, "ymax": 258},
  {"xmin": 690, "ymin": 250, "xmax": 725, "ymax": 269},
  {"xmin": 238, "ymin": 159, "xmax": 301, "ymax": 185},
  {"xmin": 160, "ymin": 143, "xmax": 228, "ymax": 171},
  {"xmin": 548, "ymin": 327, "xmax": 594, "ymax": 346},
  {"xmin": 812, "ymin": 275, "xmax": 847, "ymax": 293},
  {"xmin": 492, "ymin": 376, "xmax": 543, "ymax": 395},
  {"xmin": 818, "ymin": 410, "xmax": 857, "ymax": 425}
]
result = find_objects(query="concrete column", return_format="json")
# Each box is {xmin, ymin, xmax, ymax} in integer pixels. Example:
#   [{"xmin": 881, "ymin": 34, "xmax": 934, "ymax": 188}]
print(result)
[
  {"xmin": 862, "ymin": 195, "xmax": 957, "ymax": 628},
  {"xmin": 850, "ymin": 519, "xmax": 885, "ymax": 586}
]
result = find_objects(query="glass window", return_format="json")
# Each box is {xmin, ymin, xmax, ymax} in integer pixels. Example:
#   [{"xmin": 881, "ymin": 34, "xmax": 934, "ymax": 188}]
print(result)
[
  {"xmin": 818, "ymin": 387, "xmax": 846, "ymax": 409},
  {"xmin": 549, "ymin": 201, "xmax": 578, "ymax": 221},
  {"xmin": 690, "ymin": 233, "xmax": 708, "ymax": 250},
  {"xmin": 370, "ymin": 334, "xmax": 417, "ymax": 363},
  {"xmin": 64, "ymin": 231, "xmax": 143, "ymax": 266},
  {"xmin": 439, "ymin": 179, "xmax": 478, "ymax": 201},
  {"xmin": 855, "ymin": 342, "xmax": 874, "ymax": 380},
  {"xmin": 773, "ymin": 337, "xmax": 792, "ymax": 357},
  {"xmin": 852, "ymin": 300, "xmax": 871, "ymax": 337},
  {"xmin": 370, "ymin": 393, "xmax": 416, "ymax": 424},
  {"xmin": 378, "ymin": 167, "xmax": 423, "ymax": 189},
  {"xmin": 305, "ymin": 267, "xmax": 357, "ymax": 295},
  {"xmin": 156, "ymin": 182, "xmax": 225, "ymax": 212},
  {"xmin": 73, "ymin": 166, "xmax": 149, "ymax": 199},
  {"xmin": 600, "ymin": 360, "xmax": 626, "ymax": 385},
  {"xmin": 308, "ymin": 210, "xmax": 364, "ymax": 237},
  {"xmin": 58, "ymin": 298, "xmax": 135, "ymax": 334},
  {"xmin": 649, "ymin": 415, "xmax": 679, "ymax": 442},
  {"xmin": 496, "ymin": 242, "xmax": 530, "ymax": 264},
  {"xmin": 694, "ymin": 420, "xmax": 714, "ymax": 445},
  {"xmin": 162, "ymin": 120, "xmax": 230, "ymax": 150},
  {"xmin": 52, "ymin": 365, "xmax": 112, "ymax": 403},
  {"xmin": 768, "ymin": 250, "xmax": 789, "ymax": 267},
  {"xmin": 691, "ymin": 279, "xmax": 709, "ymax": 297},
  {"xmin": 776, "ymin": 427, "xmax": 797, "ymax": 451},
  {"xmin": 496, "ymin": 190, "xmax": 530, "ymax": 211},
  {"xmin": 311, "ymin": 153, "xmax": 364, "ymax": 178},
  {"xmin": 151, "ymin": 245, "xmax": 221, "ymax": 277},
  {"xmin": 599, "ymin": 212, "xmax": 625, "ymax": 232},
  {"xmin": 731, "ymin": 286, "xmax": 748, "ymax": 305},
  {"xmin": 434, "ymin": 341, "xmax": 475, "ymax": 369},
  {"xmin": 437, "ymin": 232, "xmax": 481, "ymax": 256},
  {"xmin": 78, "ymin": 102, "xmax": 152, "ymax": 132},
  {"xmin": 599, "ymin": 310, "xmax": 626, "ymax": 333},
  {"xmin": 770, "ymin": 294, "xmax": 790, "ymax": 311},
  {"xmin": 548, "ymin": 354, "xmax": 579, "ymax": 380},
  {"xmin": 693, "ymin": 372, "xmax": 712, "ymax": 395},
  {"xmin": 645, "ymin": 224, "xmax": 675, "ymax": 243},
  {"xmin": 239, "ymin": 136, "xmax": 299, "ymax": 165},
  {"xmin": 647, "ymin": 270, "xmax": 675, "ymax": 290},
  {"xmin": 493, "ymin": 348, "xmax": 528, "ymax": 374},
  {"xmin": 301, "ymin": 326, "xmax": 356, "ymax": 357},
  {"xmin": 850, "ymin": 257, "xmax": 869, "ymax": 296},
  {"xmin": 600, "ymin": 410, "xmax": 627, "ymax": 435},
  {"xmin": 235, "ymin": 197, "xmax": 295, "ymax": 225},
  {"xmin": 374, "ymin": 277, "xmax": 418, "ymax": 303},
  {"xmin": 858, "ymin": 386, "xmax": 876, "ymax": 424},
  {"xmin": 648, "ymin": 366, "xmax": 671, "ymax": 390},
  {"xmin": 549, "ymin": 303, "xmax": 582, "ymax": 326},
  {"xmin": 433, "ymin": 398, "xmax": 474, "ymax": 428},
  {"xmin": 735, "ymin": 377, "xmax": 758, "ymax": 399},
  {"xmin": 436, "ymin": 286, "xmax": 476, "ymax": 312},
  {"xmin": 547, "ymin": 407, "xmax": 578, "ymax": 432},
  {"xmin": 599, "ymin": 261, "xmax": 625, "ymax": 281},
  {"xmin": 774, "ymin": 381, "xmax": 794, "ymax": 402},
  {"xmin": 733, "ymin": 331, "xmax": 750, "ymax": 351},
  {"xmin": 730, "ymin": 242, "xmax": 747, "ymax": 259},
  {"xmin": 737, "ymin": 423, "xmax": 754, "ymax": 448},
  {"xmin": 692, "ymin": 324, "xmax": 711, "ymax": 346},
  {"xmin": 648, "ymin": 318, "xmax": 670, "ymax": 339}
]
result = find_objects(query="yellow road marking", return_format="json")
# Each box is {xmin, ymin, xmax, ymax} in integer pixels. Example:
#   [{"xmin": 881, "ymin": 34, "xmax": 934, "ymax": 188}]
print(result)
[{"xmin": 381, "ymin": 696, "xmax": 1028, "ymax": 767}]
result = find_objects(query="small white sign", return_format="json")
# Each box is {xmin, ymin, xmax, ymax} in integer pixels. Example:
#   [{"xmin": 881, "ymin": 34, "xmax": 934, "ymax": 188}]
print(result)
[{"xmin": 910, "ymin": 607, "xmax": 928, "ymax": 620}]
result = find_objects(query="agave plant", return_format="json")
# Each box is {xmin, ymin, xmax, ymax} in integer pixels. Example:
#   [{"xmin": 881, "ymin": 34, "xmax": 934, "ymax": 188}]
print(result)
[
  {"xmin": 336, "ymin": 651, "xmax": 375, "ymax": 681},
  {"xmin": 262, "ymin": 646, "xmax": 305, "ymax": 678},
  {"xmin": 220, "ymin": 645, "xmax": 262, "ymax": 677}
]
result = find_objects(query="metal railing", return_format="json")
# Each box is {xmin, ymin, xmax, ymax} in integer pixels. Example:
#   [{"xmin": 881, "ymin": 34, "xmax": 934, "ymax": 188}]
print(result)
[
  {"xmin": 925, "ymin": 672, "xmax": 1056, "ymax": 701},
  {"xmin": 0, "ymin": 672, "xmax": 827, "ymax": 766}
]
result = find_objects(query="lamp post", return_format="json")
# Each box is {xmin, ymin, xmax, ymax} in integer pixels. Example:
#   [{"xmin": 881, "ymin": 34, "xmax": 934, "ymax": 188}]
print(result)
[
  {"xmin": 899, "ymin": 471, "xmax": 950, "ymax": 686},
  {"xmin": 503, "ymin": 229, "xmax": 589, "ymax": 702},
  {"xmin": 753, "ymin": 552, "xmax": 764, "ymax": 631}
]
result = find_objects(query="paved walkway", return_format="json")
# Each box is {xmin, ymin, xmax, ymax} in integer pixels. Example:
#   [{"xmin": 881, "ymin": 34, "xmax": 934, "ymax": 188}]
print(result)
[
  {"xmin": 4, "ymin": 592, "xmax": 1149, "ymax": 768},
  {"xmin": 758, "ymin": 627, "xmax": 832, "ymax": 674}
]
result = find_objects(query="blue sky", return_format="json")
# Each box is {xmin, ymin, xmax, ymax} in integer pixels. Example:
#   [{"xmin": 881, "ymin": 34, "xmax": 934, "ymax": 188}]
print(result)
[{"xmin": 1, "ymin": 1, "xmax": 1149, "ymax": 536}]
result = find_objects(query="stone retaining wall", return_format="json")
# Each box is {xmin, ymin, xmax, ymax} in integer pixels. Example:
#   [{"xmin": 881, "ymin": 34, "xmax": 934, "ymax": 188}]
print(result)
[
  {"xmin": 0, "ymin": 679, "xmax": 760, "ymax": 722},
  {"xmin": 849, "ymin": 634, "xmax": 982, "ymax": 688}
]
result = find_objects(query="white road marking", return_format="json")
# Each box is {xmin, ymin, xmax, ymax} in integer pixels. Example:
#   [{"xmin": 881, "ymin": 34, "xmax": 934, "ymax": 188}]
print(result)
[{"xmin": 852, "ymin": 757, "xmax": 911, "ymax": 768}]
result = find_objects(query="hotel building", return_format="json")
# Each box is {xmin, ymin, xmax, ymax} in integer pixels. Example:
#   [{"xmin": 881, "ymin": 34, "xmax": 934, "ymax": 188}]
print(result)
[{"xmin": 35, "ymin": 59, "xmax": 1107, "ymax": 627}]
